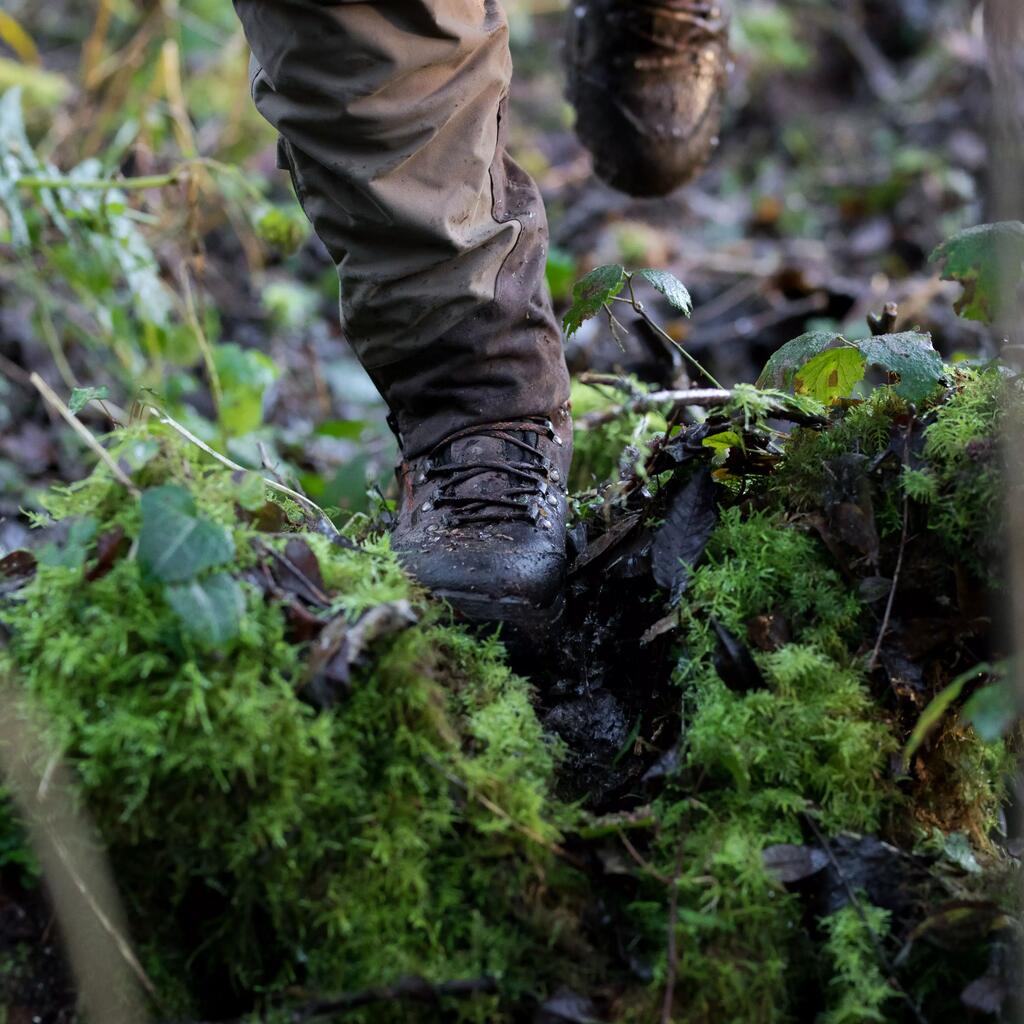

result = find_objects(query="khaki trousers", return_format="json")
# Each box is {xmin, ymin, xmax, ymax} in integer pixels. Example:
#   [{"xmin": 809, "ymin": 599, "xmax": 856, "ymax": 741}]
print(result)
[{"xmin": 233, "ymin": 0, "xmax": 571, "ymax": 455}]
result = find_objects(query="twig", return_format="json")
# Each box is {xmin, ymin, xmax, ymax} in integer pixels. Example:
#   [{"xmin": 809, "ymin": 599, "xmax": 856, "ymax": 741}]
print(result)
[
  {"xmin": 30, "ymin": 373, "xmax": 140, "ymax": 497},
  {"xmin": 867, "ymin": 302, "xmax": 900, "ymax": 337},
  {"xmin": 801, "ymin": 812, "xmax": 928, "ymax": 1024},
  {"xmin": 869, "ymin": 420, "xmax": 913, "ymax": 670},
  {"xmin": 617, "ymin": 828, "xmax": 671, "ymax": 886},
  {"xmin": 660, "ymin": 841, "xmax": 686, "ymax": 1024},
  {"xmin": 577, "ymin": 388, "xmax": 822, "ymax": 430},
  {"xmin": 145, "ymin": 405, "xmax": 339, "ymax": 535}
]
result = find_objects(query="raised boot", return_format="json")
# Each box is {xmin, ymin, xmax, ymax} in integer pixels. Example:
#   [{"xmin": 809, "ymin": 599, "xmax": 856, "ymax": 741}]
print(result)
[
  {"xmin": 567, "ymin": 0, "xmax": 731, "ymax": 197},
  {"xmin": 391, "ymin": 405, "xmax": 572, "ymax": 626}
]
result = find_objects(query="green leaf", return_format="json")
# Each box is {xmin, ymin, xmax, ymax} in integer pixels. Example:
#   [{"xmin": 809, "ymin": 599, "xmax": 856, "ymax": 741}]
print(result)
[
  {"xmin": 903, "ymin": 664, "xmax": 990, "ymax": 767},
  {"xmin": 857, "ymin": 332, "xmax": 944, "ymax": 403},
  {"xmin": 165, "ymin": 572, "xmax": 245, "ymax": 649},
  {"xmin": 37, "ymin": 517, "xmax": 97, "ymax": 570},
  {"xmin": 931, "ymin": 221, "xmax": 1024, "ymax": 323},
  {"xmin": 794, "ymin": 347, "xmax": 866, "ymax": 404},
  {"xmin": 703, "ymin": 430, "xmax": 743, "ymax": 451},
  {"xmin": 213, "ymin": 343, "xmax": 279, "ymax": 436},
  {"xmin": 562, "ymin": 264, "xmax": 625, "ymax": 338},
  {"xmin": 138, "ymin": 485, "xmax": 234, "ymax": 583},
  {"xmin": 68, "ymin": 385, "xmax": 109, "ymax": 414},
  {"xmin": 961, "ymin": 681, "xmax": 1019, "ymax": 743},
  {"xmin": 756, "ymin": 330, "xmax": 845, "ymax": 390},
  {"xmin": 636, "ymin": 269, "xmax": 693, "ymax": 316}
]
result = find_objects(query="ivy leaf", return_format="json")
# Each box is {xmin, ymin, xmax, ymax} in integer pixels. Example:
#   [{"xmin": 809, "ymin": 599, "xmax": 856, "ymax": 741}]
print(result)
[
  {"xmin": 213, "ymin": 343, "xmax": 279, "ymax": 436},
  {"xmin": 562, "ymin": 264, "xmax": 625, "ymax": 338},
  {"xmin": 931, "ymin": 221, "xmax": 1024, "ymax": 323},
  {"xmin": 636, "ymin": 268, "xmax": 693, "ymax": 316},
  {"xmin": 756, "ymin": 330, "xmax": 845, "ymax": 390},
  {"xmin": 961, "ymin": 682, "xmax": 1019, "ymax": 743},
  {"xmin": 68, "ymin": 385, "xmax": 109, "ymax": 414},
  {"xmin": 138, "ymin": 485, "xmax": 234, "ymax": 584},
  {"xmin": 794, "ymin": 348, "xmax": 866, "ymax": 404},
  {"xmin": 166, "ymin": 573, "xmax": 245, "ymax": 649},
  {"xmin": 857, "ymin": 331, "xmax": 944, "ymax": 403}
]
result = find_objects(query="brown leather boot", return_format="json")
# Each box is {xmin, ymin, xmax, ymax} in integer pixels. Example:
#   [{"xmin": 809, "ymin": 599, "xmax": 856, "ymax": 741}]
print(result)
[
  {"xmin": 391, "ymin": 405, "xmax": 572, "ymax": 626},
  {"xmin": 567, "ymin": 0, "xmax": 731, "ymax": 197}
]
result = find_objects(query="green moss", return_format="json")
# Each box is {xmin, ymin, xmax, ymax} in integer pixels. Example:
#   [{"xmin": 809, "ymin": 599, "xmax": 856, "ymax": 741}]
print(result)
[
  {"xmin": 819, "ymin": 903, "xmax": 897, "ymax": 1024},
  {"xmin": 0, "ymin": 431, "xmax": 584, "ymax": 1020},
  {"xmin": 570, "ymin": 379, "xmax": 666, "ymax": 491},
  {"xmin": 628, "ymin": 509, "xmax": 896, "ymax": 1021}
]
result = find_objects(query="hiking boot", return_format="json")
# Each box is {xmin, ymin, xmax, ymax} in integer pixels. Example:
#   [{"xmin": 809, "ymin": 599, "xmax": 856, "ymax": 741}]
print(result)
[
  {"xmin": 391, "ymin": 406, "xmax": 572, "ymax": 626},
  {"xmin": 566, "ymin": 0, "xmax": 731, "ymax": 197}
]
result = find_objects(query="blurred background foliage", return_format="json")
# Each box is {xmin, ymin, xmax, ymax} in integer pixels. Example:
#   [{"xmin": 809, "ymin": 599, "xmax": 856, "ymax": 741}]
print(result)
[{"xmin": 0, "ymin": 0, "xmax": 994, "ymax": 547}]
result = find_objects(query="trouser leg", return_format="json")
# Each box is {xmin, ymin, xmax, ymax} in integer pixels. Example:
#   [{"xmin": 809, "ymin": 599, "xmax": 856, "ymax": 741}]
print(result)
[{"xmin": 233, "ymin": 0, "xmax": 570, "ymax": 456}]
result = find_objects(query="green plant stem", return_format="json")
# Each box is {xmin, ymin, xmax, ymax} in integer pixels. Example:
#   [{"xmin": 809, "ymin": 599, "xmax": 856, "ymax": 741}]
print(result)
[
  {"xmin": 613, "ymin": 291, "xmax": 723, "ymax": 389},
  {"xmin": 15, "ymin": 173, "xmax": 182, "ymax": 191},
  {"xmin": 14, "ymin": 157, "xmax": 264, "ymax": 201}
]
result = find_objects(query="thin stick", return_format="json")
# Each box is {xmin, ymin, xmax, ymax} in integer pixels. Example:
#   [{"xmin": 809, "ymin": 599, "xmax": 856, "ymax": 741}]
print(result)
[
  {"xmin": 145, "ymin": 405, "xmax": 338, "ymax": 532},
  {"xmin": 577, "ymin": 388, "xmax": 823, "ymax": 430},
  {"xmin": 869, "ymin": 422, "xmax": 913, "ymax": 670},
  {"xmin": 30, "ymin": 373, "xmax": 140, "ymax": 497}
]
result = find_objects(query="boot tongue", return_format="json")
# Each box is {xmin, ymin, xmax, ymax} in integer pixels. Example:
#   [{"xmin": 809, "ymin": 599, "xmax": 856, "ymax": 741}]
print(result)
[{"xmin": 440, "ymin": 431, "xmax": 538, "ymax": 507}]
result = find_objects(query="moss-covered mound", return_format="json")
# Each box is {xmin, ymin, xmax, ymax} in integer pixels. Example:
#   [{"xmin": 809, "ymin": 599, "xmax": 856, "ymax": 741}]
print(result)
[
  {"xmin": 0, "ymin": 431, "xmax": 584, "ymax": 1021},
  {"xmin": 0, "ymin": 369, "xmax": 1019, "ymax": 1023}
]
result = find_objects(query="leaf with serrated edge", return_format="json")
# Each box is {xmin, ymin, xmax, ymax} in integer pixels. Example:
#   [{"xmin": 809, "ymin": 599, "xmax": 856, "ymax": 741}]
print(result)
[
  {"xmin": 756, "ymin": 330, "xmax": 845, "ymax": 390},
  {"xmin": 637, "ymin": 269, "xmax": 693, "ymax": 316},
  {"xmin": 562, "ymin": 264, "xmax": 625, "ymax": 338},
  {"xmin": 166, "ymin": 573, "xmax": 245, "ymax": 649},
  {"xmin": 857, "ymin": 332, "xmax": 944, "ymax": 404},
  {"xmin": 138, "ymin": 485, "xmax": 234, "ymax": 583},
  {"xmin": 794, "ymin": 348, "xmax": 866, "ymax": 405}
]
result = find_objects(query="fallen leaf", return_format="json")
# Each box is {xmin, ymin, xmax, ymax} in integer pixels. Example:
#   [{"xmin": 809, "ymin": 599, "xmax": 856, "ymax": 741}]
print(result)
[
  {"xmin": 652, "ymin": 467, "xmax": 718, "ymax": 605},
  {"xmin": 763, "ymin": 844, "xmax": 829, "ymax": 885}
]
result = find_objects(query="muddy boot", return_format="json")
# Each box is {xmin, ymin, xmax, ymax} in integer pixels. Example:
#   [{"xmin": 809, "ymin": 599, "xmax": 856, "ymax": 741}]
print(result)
[
  {"xmin": 391, "ymin": 405, "xmax": 572, "ymax": 628},
  {"xmin": 567, "ymin": 0, "xmax": 731, "ymax": 197}
]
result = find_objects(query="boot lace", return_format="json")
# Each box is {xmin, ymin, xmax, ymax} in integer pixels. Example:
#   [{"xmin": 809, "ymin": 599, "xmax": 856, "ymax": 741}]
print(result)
[{"xmin": 422, "ymin": 418, "xmax": 563, "ymax": 527}]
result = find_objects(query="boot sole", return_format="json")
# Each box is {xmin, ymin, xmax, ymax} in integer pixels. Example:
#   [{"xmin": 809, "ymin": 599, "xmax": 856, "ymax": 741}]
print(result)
[{"xmin": 436, "ymin": 588, "xmax": 566, "ymax": 637}]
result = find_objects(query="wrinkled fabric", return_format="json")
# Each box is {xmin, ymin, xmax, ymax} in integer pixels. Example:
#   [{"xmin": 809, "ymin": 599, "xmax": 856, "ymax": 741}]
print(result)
[{"xmin": 234, "ymin": 0, "xmax": 570, "ymax": 455}]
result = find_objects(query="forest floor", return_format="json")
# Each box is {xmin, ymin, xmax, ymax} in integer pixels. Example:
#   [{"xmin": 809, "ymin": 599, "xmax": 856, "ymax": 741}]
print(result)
[{"xmin": 0, "ymin": 2, "xmax": 1021, "ymax": 1023}]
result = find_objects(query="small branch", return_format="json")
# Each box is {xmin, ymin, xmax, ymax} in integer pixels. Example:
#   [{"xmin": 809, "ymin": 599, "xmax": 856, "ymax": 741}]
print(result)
[
  {"xmin": 867, "ymin": 302, "xmax": 900, "ymax": 337},
  {"xmin": 30, "ymin": 373, "xmax": 140, "ymax": 497},
  {"xmin": 617, "ymin": 829, "xmax": 672, "ymax": 886},
  {"xmin": 577, "ymin": 388, "xmax": 821, "ymax": 430}
]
